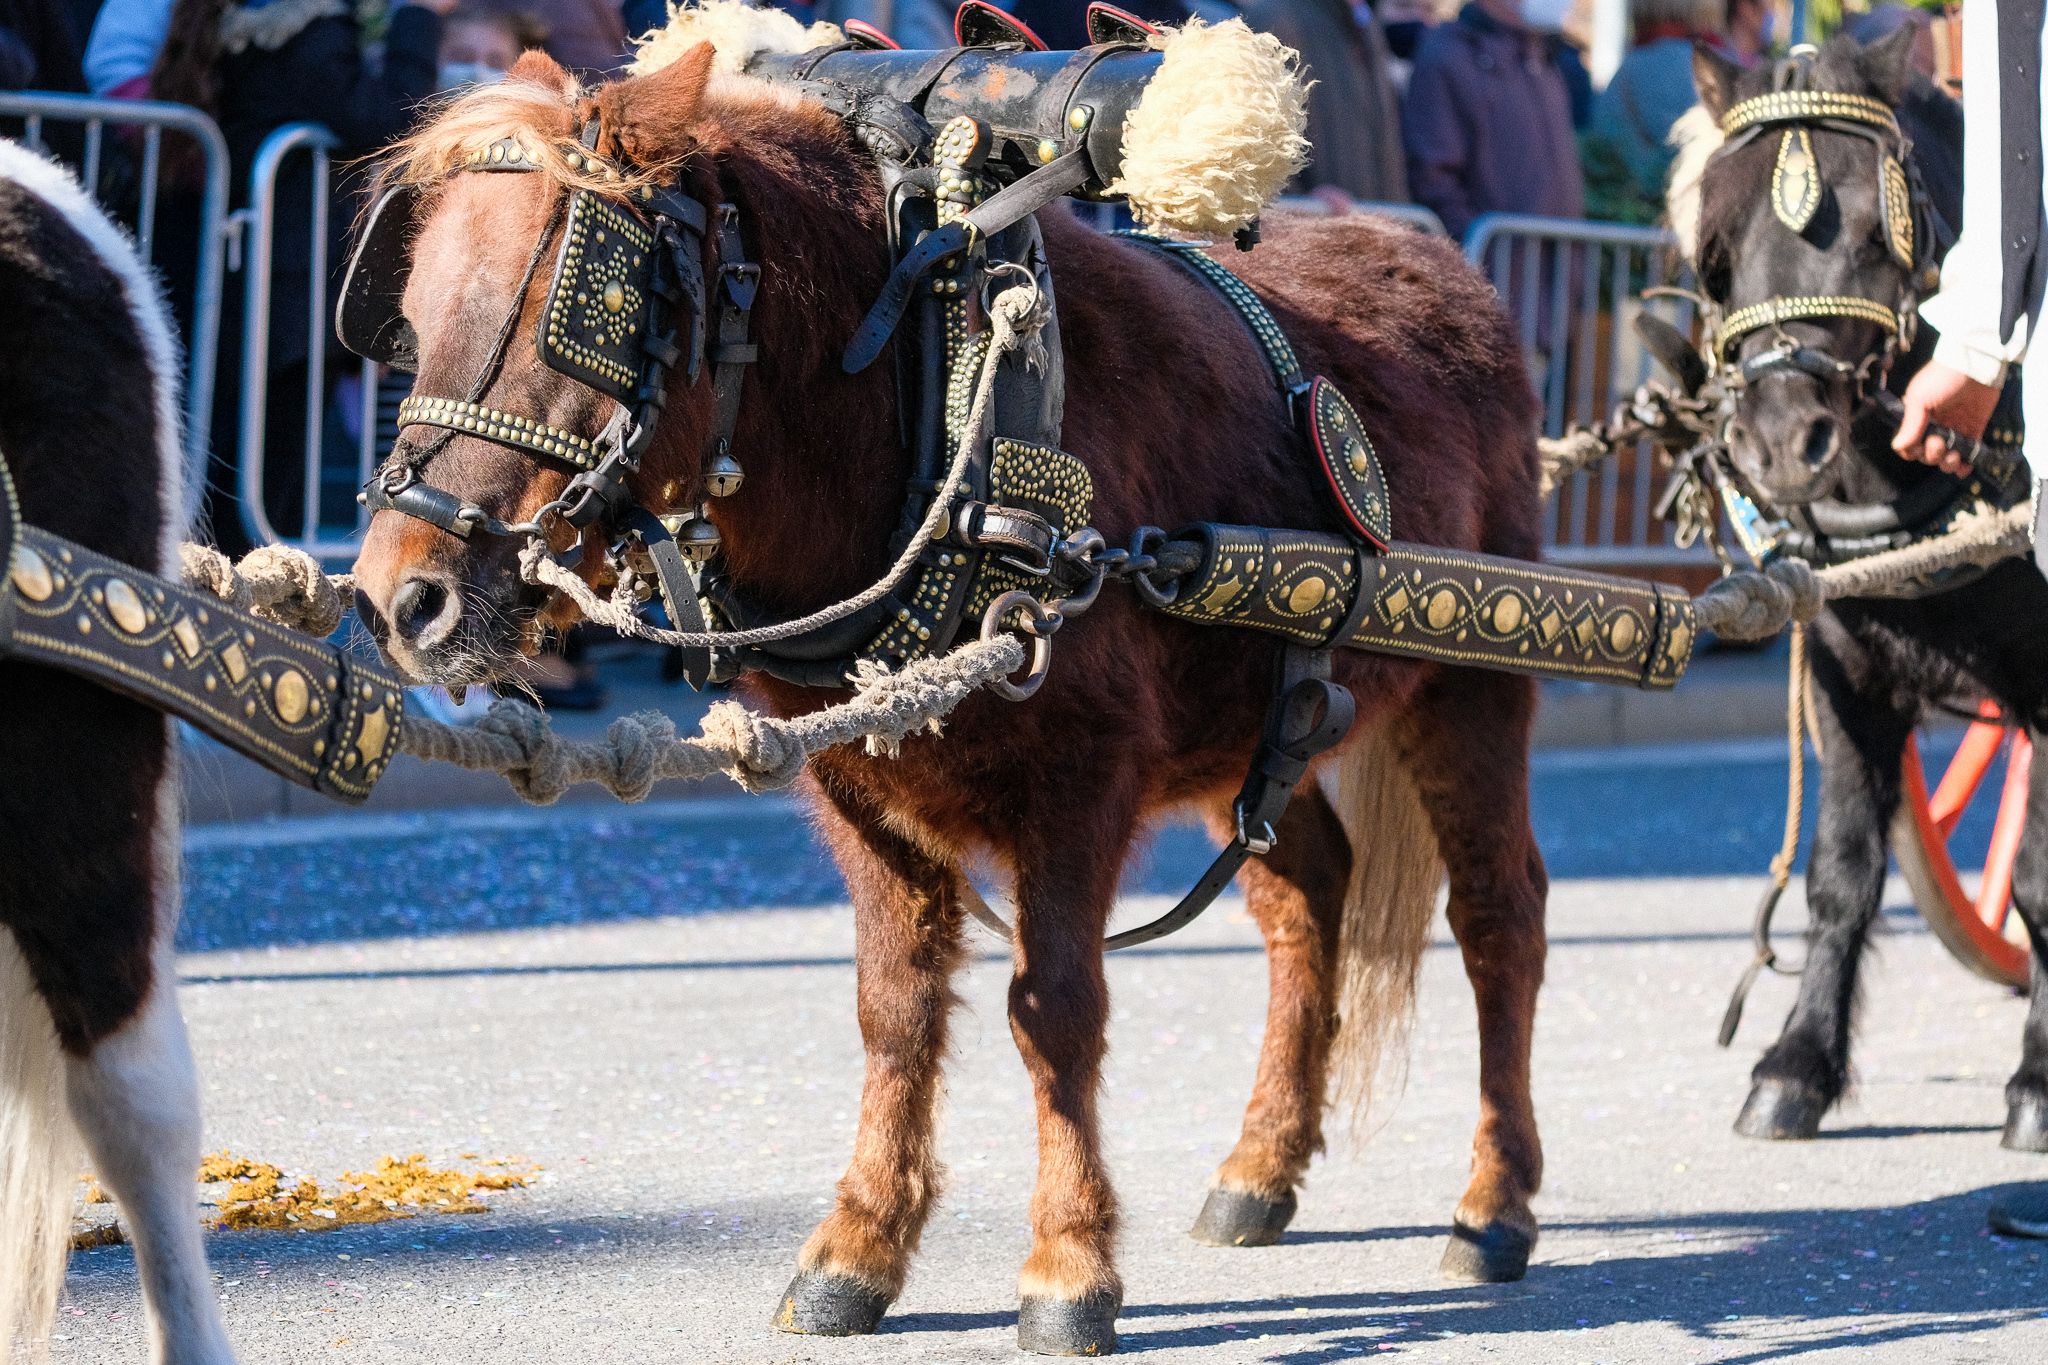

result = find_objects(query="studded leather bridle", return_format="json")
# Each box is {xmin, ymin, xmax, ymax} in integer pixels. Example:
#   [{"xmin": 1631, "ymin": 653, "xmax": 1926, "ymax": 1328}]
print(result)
[
  {"xmin": 338, "ymin": 123, "xmax": 758, "ymax": 680},
  {"xmin": 1701, "ymin": 64, "xmax": 1944, "ymax": 403}
]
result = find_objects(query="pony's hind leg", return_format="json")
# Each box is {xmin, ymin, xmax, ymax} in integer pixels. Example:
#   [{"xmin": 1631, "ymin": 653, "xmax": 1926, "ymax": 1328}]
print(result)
[
  {"xmin": 1395, "ymin": 667, "xmax": 1547, "ymax": 1283},
  {"xmin": 774, "ymin": 778, "xmax": 967, "ymax": 1337},
  {"xmin": 1734, "ymin": 636, "xmax": 1914, "ymax": 1141},
  {"xmin": 1997, "ymin": 720, "xmax": 2048, "ymax": 1152},
  {"xmin": 1189, "ymin": 787, "xmax": 1351, "ymax": 1248}
]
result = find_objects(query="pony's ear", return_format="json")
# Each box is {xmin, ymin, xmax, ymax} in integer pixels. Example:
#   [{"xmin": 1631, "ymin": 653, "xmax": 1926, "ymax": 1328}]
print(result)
[
  {"xmin": 1859, "ymin": 23, "xmax": 1920, "ymax": 105},
  {"xmin": 507, "ymin": 48, "xmax": 574, "ymax": 93},
  {"xmin": 1692, "ymin": 41, "xmax": 1742, "ymax": 120},
  {"xmin": 593, "ymin": 41, "xmax": 717, "ymax": 169}
]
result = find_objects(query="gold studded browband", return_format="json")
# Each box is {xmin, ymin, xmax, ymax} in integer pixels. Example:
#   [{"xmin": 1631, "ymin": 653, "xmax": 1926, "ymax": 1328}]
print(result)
[
  {"xmin": 0, "ymin": 453, "xmax": 406, "ymax": 802},
  {"xmin": 1720, "ymin": 89, "xmax": 1899, "ymax": 139},
  {"xmin": 396, "ymin": 396, "xmax": 602, "ymax": 472},
  {"xmin": 1157, "ymin": 524, "xmax": 1695, "ymax": 690},
  {"xmin": 1713, "ymin": 294, "xmax": 1900, "ymax": 362}
]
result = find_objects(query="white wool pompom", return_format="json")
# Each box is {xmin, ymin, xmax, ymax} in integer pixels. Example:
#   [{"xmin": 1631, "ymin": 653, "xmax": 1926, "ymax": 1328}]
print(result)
[
  {"xmin": 1112, "ymin": 18, "xmax": 1310, "ymax": 238},
  {"xmin": 629, "ymin": 0, "xmax": 840, "ymax": 77}
]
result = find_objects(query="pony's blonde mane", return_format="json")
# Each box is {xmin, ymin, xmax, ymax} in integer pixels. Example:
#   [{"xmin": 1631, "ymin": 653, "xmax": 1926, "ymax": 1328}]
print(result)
[{"xmin": 1666, "ymin": 103, "xmax": 1724, "ymax": 261}]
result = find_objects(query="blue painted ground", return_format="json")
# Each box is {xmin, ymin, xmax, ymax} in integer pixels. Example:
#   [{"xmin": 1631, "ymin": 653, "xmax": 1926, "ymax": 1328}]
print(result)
[{"xmin": 177, "ymin": 733, "xmax": 2000, "ymax": 953}]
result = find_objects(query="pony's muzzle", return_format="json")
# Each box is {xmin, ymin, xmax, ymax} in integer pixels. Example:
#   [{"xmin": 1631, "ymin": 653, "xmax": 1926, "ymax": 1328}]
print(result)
[{"xmin": 386, "ymin": 573, "xmax": 463, "ymax": 649}]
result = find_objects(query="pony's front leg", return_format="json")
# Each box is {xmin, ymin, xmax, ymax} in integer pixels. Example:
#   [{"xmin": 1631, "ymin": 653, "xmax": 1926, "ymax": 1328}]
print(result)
[
  {"xmin": 1998, "ymin": 721, "xmax": 2048, "ymax": 1152},
  {"xmin": 1736, "ymin": 631, "xmax": 1914, "ymax": 1140},
  {"xmin": 1189, "ymin": 787, "xmax": 1350, "ymax": 1247},
  {"xmin": 1008, "ymin": 815, "xmax": 1130, "ymax": 1357},
  {"xmin": 774, "ymin": 778, "xmax": 967, "ymax": 1337}
]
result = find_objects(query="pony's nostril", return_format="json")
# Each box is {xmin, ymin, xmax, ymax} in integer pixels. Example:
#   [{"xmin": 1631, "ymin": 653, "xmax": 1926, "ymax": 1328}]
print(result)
[
  {"xmin": 1803, "ymin": 417, "xmax": 1840, "ymax": 468},
  {"xmin": 390, "ymin": 575, "xmax": 457, "ymax": 646}
]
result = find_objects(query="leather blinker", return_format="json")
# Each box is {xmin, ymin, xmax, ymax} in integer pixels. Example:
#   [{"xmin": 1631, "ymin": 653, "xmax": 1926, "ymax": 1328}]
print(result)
[
  {"xmin": 337, "ymin": 183, "xmax": 424, "ymax": 371},
  {"xmin": 538, "ymin": 190, "xmax": 661, "ymax": 404}
]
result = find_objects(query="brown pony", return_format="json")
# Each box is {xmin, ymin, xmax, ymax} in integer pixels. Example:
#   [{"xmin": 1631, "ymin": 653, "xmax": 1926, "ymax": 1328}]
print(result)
[{"xmin": 351, "ymin": 43, "xmax": 1551, "ymax": 1355}]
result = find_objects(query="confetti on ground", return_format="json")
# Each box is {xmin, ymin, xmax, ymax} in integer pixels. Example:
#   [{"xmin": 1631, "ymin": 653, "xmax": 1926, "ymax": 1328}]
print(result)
[{"xmin": 71, "ymin": 1152, "xmax": 536, "ymax": 1247}]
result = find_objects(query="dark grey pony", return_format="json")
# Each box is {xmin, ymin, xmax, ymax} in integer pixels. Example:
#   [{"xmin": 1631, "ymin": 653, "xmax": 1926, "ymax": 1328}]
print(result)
[
  {"xmin": 1681, "ymin": 32, "xmax": 2048, "ymax": 1150},
  {"xmin": 0, "ymin": 139, "xmax": 237, "ymax": 1362}
]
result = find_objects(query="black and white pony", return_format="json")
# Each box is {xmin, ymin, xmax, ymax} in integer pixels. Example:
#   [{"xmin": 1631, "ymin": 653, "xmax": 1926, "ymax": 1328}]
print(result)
[
  {"xmin": 0, "ymin": 140, "xmax": 235, "ymax": 1361},
  {"xmin": 1673, "ymin": 34, "xmax": 2048, "ymax": 1148}
]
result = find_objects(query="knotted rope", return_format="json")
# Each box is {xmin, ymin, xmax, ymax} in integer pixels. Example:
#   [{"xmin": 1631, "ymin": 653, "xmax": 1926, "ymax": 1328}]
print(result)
[
  {"xmin": 1691, "ymin": 501, "xmax": 2033, "ymax": 641},
  {"xmin": 178, "ymin": 542, "xmax": 354, "ymax": 637},
  {"xmin": 394, "ymin": 634, "xmax": 1025, "ymax": 801}
]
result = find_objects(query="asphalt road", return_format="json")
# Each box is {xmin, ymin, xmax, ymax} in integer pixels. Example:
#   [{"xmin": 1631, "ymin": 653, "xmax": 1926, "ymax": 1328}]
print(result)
[{"xmin": 49, "ymin": 739, "xmax": 2048, "ymax": 1363}]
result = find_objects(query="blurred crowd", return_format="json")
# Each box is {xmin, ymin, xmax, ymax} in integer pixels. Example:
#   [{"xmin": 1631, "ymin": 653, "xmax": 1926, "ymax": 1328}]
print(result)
[
  {"xmin": 0, "ymin": 0, "xmax": 1953, "ymax": 704},
  {"xmin": 0, "ymin": 0, "xmax": 1957, "ymax": 238}
]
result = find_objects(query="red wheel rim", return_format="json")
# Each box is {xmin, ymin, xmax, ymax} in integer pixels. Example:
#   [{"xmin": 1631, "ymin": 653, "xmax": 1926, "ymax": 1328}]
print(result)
[{"xmin": 1899, "ymin": 706, "xmax": 2034, "ymax": 986}]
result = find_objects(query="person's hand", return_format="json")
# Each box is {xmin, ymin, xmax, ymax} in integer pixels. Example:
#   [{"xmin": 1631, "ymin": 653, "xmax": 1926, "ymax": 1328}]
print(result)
[
  {"xmin": 412, "ymin": 0, "xmax": 461, "ymax": 17},
  {"xmin": 1892, "ymin": 359, "xmax": 2003, "ymax": 474}
]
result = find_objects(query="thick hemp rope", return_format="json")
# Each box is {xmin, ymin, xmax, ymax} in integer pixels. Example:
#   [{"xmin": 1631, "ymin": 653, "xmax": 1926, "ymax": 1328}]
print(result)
[
  {"xmin": 395, "ymin": 634, "xmax": 1025, "ymax": 800},
  {"xmin": 172, "ymin": 540, "xmax": 1032, "ymax": 801},
  {"xmin": 1690, "ymin": 501, "xmax": 2034, "ymax": 641}
]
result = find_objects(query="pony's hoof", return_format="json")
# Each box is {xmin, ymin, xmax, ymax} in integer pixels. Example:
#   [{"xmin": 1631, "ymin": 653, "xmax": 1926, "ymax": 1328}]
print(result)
[
  {"xmin": 2003, "ymin": 1094, "xmax": 2048, "ymax": 1152},
  {"xmin": 1734, "ymin": 1079, "xmax": 1826, "ymax": 1140},
  {"xmin": 1189, "ymin": 1186, "xmax": 1297, "ymax": 1246},
  {"xmin": 771, "ymin": 1270, "xmax": 890, "ymax": 1336},
  {"xmin": 1438, "ymin": 1220, "xmax": 1533, "ymax": 1283},
  {"xmin": 1018, "ymin": 1291, "xmax": 1121, "ymax": 1356}
]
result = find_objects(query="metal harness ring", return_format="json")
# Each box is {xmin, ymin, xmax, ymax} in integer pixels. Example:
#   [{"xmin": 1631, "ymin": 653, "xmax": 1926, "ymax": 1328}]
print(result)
[{"xmin": 979, "ymin": 589, "xmax": 1059, "ymax": 702}]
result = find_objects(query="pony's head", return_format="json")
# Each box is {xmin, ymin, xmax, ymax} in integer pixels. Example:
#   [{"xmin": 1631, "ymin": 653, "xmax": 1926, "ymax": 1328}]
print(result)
[
  {"xmin": 349, "ymin": 42, "xmax": 881, "ymax": 684},
  {"xmin": 1677, "ymin": 29, "xmax": 1926, "ymax": 506}
]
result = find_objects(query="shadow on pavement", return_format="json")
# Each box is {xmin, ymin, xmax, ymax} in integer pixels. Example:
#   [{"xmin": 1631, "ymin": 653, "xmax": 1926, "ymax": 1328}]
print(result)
[
  {"xmin": 1108, "ymin": 1187, "xmax": 2046, "ymax": 1360},
  {"xmin": 62, "ymin": 1186, "xmax": 2045, "ymax": 1360}
]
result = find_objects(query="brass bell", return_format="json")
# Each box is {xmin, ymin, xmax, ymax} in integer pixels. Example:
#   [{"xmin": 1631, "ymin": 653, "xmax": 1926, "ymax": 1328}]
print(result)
[
  {"xmin": 677, "ymin": 515, "xmax": 722, "ymax": 564},
  {"xmin": 705, "ymin": 448, "xmax": 745, "ymax": 498}
]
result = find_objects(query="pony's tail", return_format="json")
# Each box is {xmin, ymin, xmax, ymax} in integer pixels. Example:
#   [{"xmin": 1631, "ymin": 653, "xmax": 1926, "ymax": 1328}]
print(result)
[
  {"xmin": 1321, "ymin": 724, "xmax": 1445, "ymax": 1136},
  {"xmin": 0, "ymin": 932, "xmax": 75, "ymax": 1362}
]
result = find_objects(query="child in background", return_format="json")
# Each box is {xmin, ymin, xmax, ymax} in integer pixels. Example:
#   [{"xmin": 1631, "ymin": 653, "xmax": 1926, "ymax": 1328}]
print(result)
[{"xmin": 436, "ymin": 5, "xmax": 540, "ymax": 90}]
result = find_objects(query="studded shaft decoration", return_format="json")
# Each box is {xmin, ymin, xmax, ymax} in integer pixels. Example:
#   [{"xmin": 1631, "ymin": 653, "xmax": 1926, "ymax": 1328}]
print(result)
[
  {"xmin": 1158, "ymin": 524, "xmax": 1694, "ymax": 689},
  {"xmin": 963, "ymin": 439, "xmax": 1096, "ymax": 622},
  {"xmin": 396, "ymin": 396, "xmax": 602, "ymax": 471},
  {"xmin": 5, "ymin": 528, "xmax": 405, "ymax": 800}
]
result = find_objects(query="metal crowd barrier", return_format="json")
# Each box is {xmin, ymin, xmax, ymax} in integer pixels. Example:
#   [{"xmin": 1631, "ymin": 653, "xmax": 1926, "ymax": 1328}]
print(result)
[
  {"xmin": 235, "ymin": 122, "xmax": 388, "ymax": 560},
  {"xmin": 2, "ymin": 94, "xmax": 1695, "ymax": 572},
  {"xmin": 0, "ymin": 90, "xmax": 229, "ymax": 522},
  {"xmin": 1464, "ymin": 213, "xmax": 1709, "ymax": 569}
]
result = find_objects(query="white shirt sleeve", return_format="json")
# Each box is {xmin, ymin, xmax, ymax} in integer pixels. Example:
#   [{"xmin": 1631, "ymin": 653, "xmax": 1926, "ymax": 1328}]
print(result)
[{"xmin": 1920, "ymin": 0, "xmax": 2034, "ymax": 385}]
